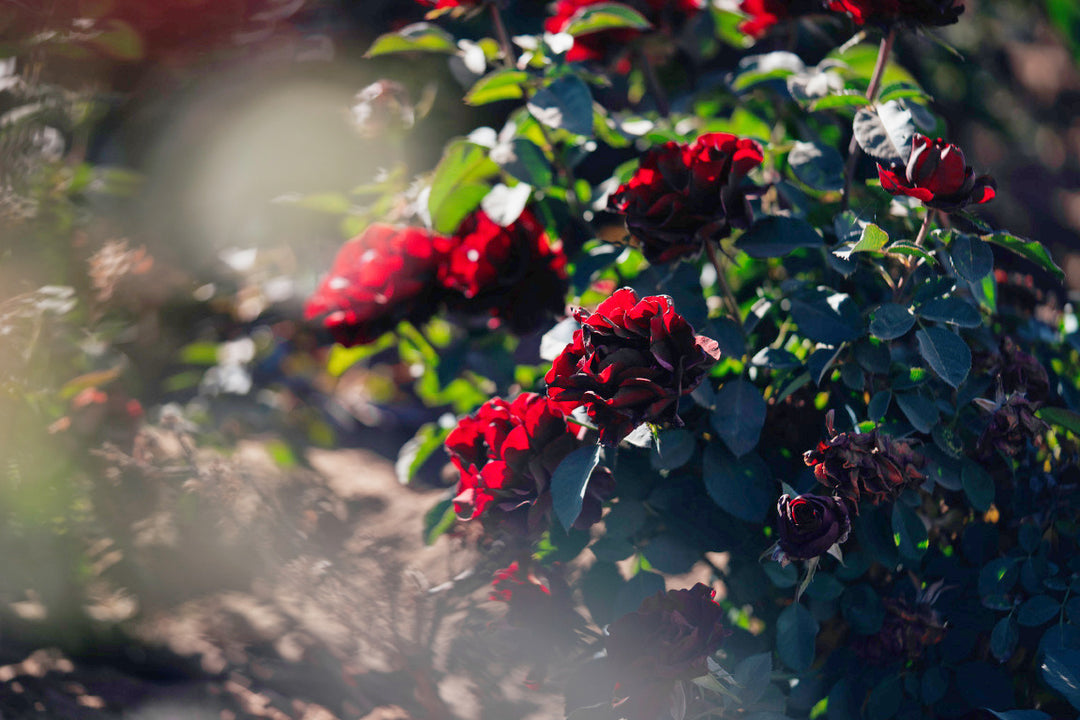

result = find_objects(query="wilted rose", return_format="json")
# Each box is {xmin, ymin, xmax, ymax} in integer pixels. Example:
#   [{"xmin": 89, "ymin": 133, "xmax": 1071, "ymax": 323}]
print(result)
[
  {"xmin": 446, "ymin": 393, "xmax": 613, "ymax": 536},
  {"xmin": 877, "ymin": 134, "xmax": 995, "ymax": 212},
  {"xmin": 605, "ymin": 583, "xmax": 728, "ymax": 720},
  {"xmin": 545, "ymin": 288, "xmax": 721, "ymax": 443},
  {"xmin": 776, "ymin": 493, "xmax": 851, "ymax": 562},
  {"xmin": 827, "ymin": 0, "xmax": 963, "ymax": 26},
  {"xmin": 304, "ymin": 225, "xmax": 452, "ymax": 347},
  {"xmin": 438, "ymin": 208, "xmax": 568, "ymax": 334},
  {"xmin": 973, "ymin": 336, "xmax": 1050, "ymax": 402},
  {"xmin": 803, "ymin": 412, "xmax": 925, "ymax": 509},
  {"xmin": 853, "ymin": 597, "xmax": 945, "ymax": 665},
  {"xmin": 609, "ymin": 133, "xmax": 763, "ymax": 264},
  {"xmin": 977, "ymin": 394, "xmax": 1047, "ymax": 459}
]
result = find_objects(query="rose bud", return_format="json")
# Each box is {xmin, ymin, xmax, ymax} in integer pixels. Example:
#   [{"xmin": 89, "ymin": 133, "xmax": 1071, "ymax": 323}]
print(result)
[
  {"xmin": 438, "ymin": 208, "xmax": 568, "ymax": 334},
  {"xmin": 544, "ymin": 287, "xmax": 721, "ymax": 443},
  {"xmin": 546, "ymin": 0, "xmax": 703, "ymax": 68},
  {"xmin": 446, "ymin": 393, "xmax": 614, "ymax": 537},
  {"xmin": 609, "ymin": 133, "xmax": 763, "ymax": 264},
  {"xmin": 775, "ymin": 493, "xmax": 851, "ymax": 563},
  {"xmin": 877, "ymin": 134, "xmax": 995, "ymax": 212},
  {"xmin": 605, "ymin": 583, "xmax": 728, "ymax": 720},
  {"xmin": 739, "ymin": 0, "xmax": 826, "ymax": 38},
  {"xmin": 827, "ymin": 0, "xmax": 963, "ymax": 27},
  {"xmin": 803, "ymin": 412, "xmax": 925, "ymax": 510},
  {"xmin": 305, "ymin": 225, "xmax": 452, "ymax": 347}
]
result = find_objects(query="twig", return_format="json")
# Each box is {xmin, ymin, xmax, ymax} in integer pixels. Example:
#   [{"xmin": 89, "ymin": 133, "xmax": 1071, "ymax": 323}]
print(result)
[{"xmin": 489, "ymin": 2, "xmax": 516, "ymax": 69}]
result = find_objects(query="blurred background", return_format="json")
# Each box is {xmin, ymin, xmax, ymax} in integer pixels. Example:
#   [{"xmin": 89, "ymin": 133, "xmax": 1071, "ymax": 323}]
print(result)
[{"xmin": 0, "ymin": 0, "xmax": 1078, "ymax": 717}]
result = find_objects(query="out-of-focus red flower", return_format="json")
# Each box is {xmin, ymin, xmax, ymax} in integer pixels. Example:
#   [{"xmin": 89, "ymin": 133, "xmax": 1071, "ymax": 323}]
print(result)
[
  {"xmin": 608, "ymin": 133, "xmax": 763, "ymax": 264},
  {"xmin": 545, "ymin": 288, "xmax": 721, "ymax": 443},
  {"xmin": 604, "ymin": 583, "xmax": 728, "ymax": 720},
  {"xmin": 438, "ymin": 209, "xmax": 568, "ymax": 334},
  {"xmin": 827, "ymin": 0, "xmax": 963, "ymax": 26},
  {"xmin": 304, "ymin": 225, "xmax": 452, "ymax": 347},
  {"xmin": 877, "ymin": 134, "xmax": 994, "ymax": 211},
  {"xmin": 739, "ymin": 0, "xmax": 825, "ymax": 38},
  {"xmin": 445, "ymin": 393, "xmax": 613, "ymax": 536},
  {"xmin": 545, "ymin": 0, "xmax": 703, "ymax": 67}
]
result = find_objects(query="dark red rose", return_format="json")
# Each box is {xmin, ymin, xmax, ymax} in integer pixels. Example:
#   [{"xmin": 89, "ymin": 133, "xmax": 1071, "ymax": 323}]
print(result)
[
  {"xmin": 605, "ymin": 583, "xmax": 728, "ymax": 720},
  {"xmin": 775, "ymin": 493, "xmax": 851, "ymax": 562},
  {"xmin": 739, "ymin": 0, "xmax": 825, "ymax": 38},
  {"xmin": 304, "ymin": 225, "xmax": 452, "ymax": 346},
  {"xmin": 977, "ymin": 394, "xmax": 1047, "ymax": 460},
  {"xmin": 544, "ymin": 288, "xmax": 721, "ymax": 443},
  {"xmin": 877, "ymin": 134, "xmax": 995, "ymax": 211},
  {"xmin": 545, "ymin": 0, "xmax": 703, "ymax": 67},
  {"xmin": 803, "ymin": 412, "xmax": 925, "ymax": 510},
  {"xmin": 446, "ymin": 393, "xmax": 613, "ymax": 536},
  {"xmin": 438, "ymin": 209, "xmax": 568, "ymax": 334},
  {"xmin": 827, "ymin": 0, "xmax": 962, "ymax": 26},
  {"xmin": 609, "ymin": 133, "xmax": 763, "ymax": 264}
]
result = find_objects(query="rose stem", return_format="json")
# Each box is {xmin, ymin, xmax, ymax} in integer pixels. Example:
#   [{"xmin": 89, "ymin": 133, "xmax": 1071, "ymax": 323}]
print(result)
[
  {"xmin": 840, "ymin": 27, "xmax": 897, "ymax": 212},
  {"xmin": 913, "ymin": 208, "xmax": 933, "ymax": 248},
  {"xmin": 705, "ymin": 241, "xmax": 742, "ymax": 326},
  {"xmin": 639, "ymin": 50, "xmax": 670, "ymax": 118},
  {"xmin": 489, "ymin": 1, "xmax": 516, "ymax": 68},
  {"xmin": 892, "ymin": 209, "xmax": 935, "ymax": 301}
]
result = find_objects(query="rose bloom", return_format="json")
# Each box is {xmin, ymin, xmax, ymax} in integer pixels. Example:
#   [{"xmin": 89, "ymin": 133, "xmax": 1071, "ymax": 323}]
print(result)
[
  {"xmin": 775, "ymin": 493, "xmax": 851, "ymax": 563},
  {"xmin": 977, "ymin": 394, "xmax": 1047, "ymax": 460},
  {"xmin": 827, "ymin": 0, "xmax": 963, "ymax": 26},
  {"xmin": 605, "ymin": 583, "xmax": 728, "ymax": 720},
  {"xmin": 545, "ymin": 288, "xmax": 721, "ymax": 443},
  {"xmin": 609, "ymin": 133, "xmax": 763, "ymax": 264},
  {"xmin": 739, "ymin": 0, "xmax": 826, "ymax": 38},
  {"xmin": 305, "ymin": 225, "xmax": 452, "ymax": 347},
  {"xmin": 446, "ymin": 393, "xmax": 613, "ymax": 536},
  {"xmin": 545, "ymin": 0, "xmax": 703, "ymax": 66},
  {"xmin": 438, "ymin": 209, "xmax": 568, "ymax": 334},
  {"xmin": 877, "ymin": 134, "xmax": 995, "ymax": 211}
]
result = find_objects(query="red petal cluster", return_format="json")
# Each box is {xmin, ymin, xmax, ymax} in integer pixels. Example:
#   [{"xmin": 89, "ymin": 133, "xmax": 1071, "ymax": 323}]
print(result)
[
  {"xmin": 445, "ymin": 393, "xmax": 613, "ymax": 536},
  {"xmin": 545, "ymin": 0, "xmax": 703, "ymax": 66},
  {"xmin": 609, "ymin": 133, "xmax": 763, "ymax": 264},
  {"xmin": 545, "ymin": 288, "xmax": 721, "ymax": 443},
  {"xmin": 877, "ymin": 134, "xmax": 994, "ymax": 211}
]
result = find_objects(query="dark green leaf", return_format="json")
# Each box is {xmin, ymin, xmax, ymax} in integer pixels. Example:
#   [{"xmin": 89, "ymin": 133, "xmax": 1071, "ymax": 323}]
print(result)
[
  {"xmin": 498, "ymin": 137, "xmax": 555, "ymax": 187},
  {"xmin": 1041, "ymin": 649, "xmax": 1080, "ymax": 710},
  {"xmin": 776, "ymin": 603, "xmax": 818, "ymax": 673},
  {"xmin": 887, "ymin": 240, "xmax": 939, "ymax": 266},
  {"xmin": 790, "ymin": 291, "xmax": 862, "ymax": 345},
  {"xmin": 613, "ymin": 570, "xmax": 665, "ymax": 619},
  {"xmin": 921, "ymin": 666, "xmax": 948, "ymax": 705},
  {"xmin": 853, "ymin": 101, "xmax": 916, "ymax": 166},
  {"xmin": 979, "ymin": 558, "xmax": 1020, "ymax": 599},
  {"xmin": 428, "ymin": 139, "xmax": 498, "ymax": 234},
  {"xmin": 1018, "ymin": 595, "xmax": 1061, "ymax": 627},
  {"xmin": 916, "ymin": 327, "xmax": 971, "ymax": 388},
  {"xmin": 737, "ymin": 216, "xmax": 823, "ymax": 258},
  {"xmin": 892, "ymin": 502, "xmax": 929, "ymax": 562},
  {"xmin": 990, "ymin": 615, "xmax": 1019, "ymax": 663},
  {"xmin": 839, "ymin": 223, "xmax": 889, "ymax": 257},
  {"xmin": 985, "ymin": 232, "xmax": 1064, "ymax": 280},
  {"xmin": 842, "ymin": 583, "xmax": 885, "ymax": 635},
  {"xmin": 395, "ymin": 421, "xmax": 452, "ymax": 485},
  {"xmin": 870, "ymin": 303, "xmax": 916, "ymax": 340},
  {"xmin": 962, "ymin": 461, "xmax": 995, "ymax": 512},
  {"xmin": 710, "ymin": 379, "xmax": 767, "ymax": 457},
  {"xmin": 951, "ymin": 234, "xmax": 994, "ymax": 283},
  {"xmin": 651, "ymin": 429, "xmax": 696, "ymax": 470},
  {"xmin": 733, "ymin": 653, "xmax": 773, "ymax": 705},
  {"xmin": 896, "ymin": 391, "xmax": 939, "ymax": 433},
  {"xmin": 366, "ymin": 22, "xmax": 457, "ymax": 57},
  {"xmin": 551, "ymin": 443, "xmax": 603, "ymax": 531},
  {"xmin": 643, "ymin": 533, "xmax": 700, "ymax": 574},
  {"xmin": 916, "ymin": 297, "xmax": 982, "ymax": 328},
  {"xmin": 527, "ymin": 75, "xmax": 594, "ymax": 138},
  {"xmin": 868, "ymin": 390, "xmax": 892, "ymax": 421},
  {"xmin": 563, "ymin": 2, "xmax": 652, "ymax": 34},
  {"xmin": 1037, "ymin": 406, "xmax": 1080, "ymax": 436},
  {"xmin": 878, "ymin": 81, "xmax": 931, "ymax": 104},
  {"xmin": 702, "ymin": 446, "xmax": 773, "ymax": 523},
  {"xmin": 423, "ymin": 497, "xmax": 456, "ymax": 545},
  {"xmin": 788, "ymin": 141, "xmax": 845, "ymax": 192},
  {"xmin": 464, "ymin": 69, "xmax": 529, "ymax": 106},
  {"xmin": 987, "ymin": 711, "xmax": 1051, "ymax": 720},
  {"xmin": 866, "ymin": 676, "xmax": 902, "ymax": 720}
]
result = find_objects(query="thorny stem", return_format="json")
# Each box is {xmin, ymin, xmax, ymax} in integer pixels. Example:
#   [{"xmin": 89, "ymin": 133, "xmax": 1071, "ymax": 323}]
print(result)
[
  {"xmin": 489, "ymin": 2, "xmax": 516, "ymax": 69},
  {"xmin": 841, "ymin": 28, "xmax": 897, "ymax": 212},
  {"xmin": 705, "ymin": 241, "xmax": 741, "ymax": 327}
]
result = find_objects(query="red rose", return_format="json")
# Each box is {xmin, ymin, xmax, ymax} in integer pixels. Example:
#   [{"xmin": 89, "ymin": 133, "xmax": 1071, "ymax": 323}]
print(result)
[
  {"xmin": 545, "ymin": 0, "xmax": 703, "ymax": 66},
  {"xmin": 304, "ymin": 225, "xmax": 452, "ymax": 347},
  {"xmin": 608, "ymin": 133, "xmax": 763, "ymax": 264},
  {"xmin": 545, "ymin": 288, "xmax": 721, "ymax": 443},
  {"xmin": 877, "ymin": 134, "xmax": 995, "ymax": 212},
  {"xmin": 438, "ymin": 209, "xmax": 568, "ymax": 334},
  {"xmin": 775, "ymin": 493, "xmax": 851, "ymax": 562},
  {"xmin": 446, "ymin": 393, "xmax": 613, "ymax": 536},
  {"xmin": 605, "ymin": 583, "xmax": 728, "ymax": 720},
  {"xmin": 739, "ymin": 0, "xmax": 825, "ymax": 38},
  {"xmin": 828, "ymin": 0, "xmax": 962, "ymax": 26}
]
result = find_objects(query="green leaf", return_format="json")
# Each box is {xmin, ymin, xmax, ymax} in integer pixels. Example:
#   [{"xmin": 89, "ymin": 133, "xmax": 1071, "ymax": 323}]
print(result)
[
  {"xmin": 886, "ymin": 241, "xmax": 938, "ymax": 266},
  {"xmin": 810, "ymin": 92, "xmax": 869, "ymax": 112},
  {"xmin": 1041, "ymin": 649, "xmax": 1080, "ymax": 710},
  {"xmin": 842, "ymin": 583, "xmax": 886, "ymax": 635},
  {"xmin": 465, "ymin": 69, "xmax": 529, "ymax": 106},
  {"xmin": 702, "ymin": 446, "xmax": 773, "ymax": 523},
  {"xmin": 396, "ymin": 420, "xmax": 452, "ymax": 486},
  {"xmin": 428, "ymin": 139, "xmax": 498, "ymax": 234},
  {"xmin": 776, "ymin": 603, "xmax": 819, "ymax": 672},
  {"xmin": 423, "ymin": 497, "xmax": 457, "ymax": 546},
  {"xmin": 651, "ymin": 429, "xmax": 696, "ymax": 471},
  {"xmin": 950, "ymin": 234, "xmax": 994, "ymax": 283},
  {"xmin": 733, "ymin": 653, "xmax": 773, "ymax": 705},
  {"xmin": 366, "ymin": 22, "xmax": 457, "ymax": 57},
  {"xmin": 916, "ymin": 326, "xmax": 970, "ymax": 388},
  {"xmin": 869, "ymin": 303, "xmax": 916, "ymax": 340},
  {"xmin": 1018, "ymin": 595, "xmax": 1061, "ymax": 627},
  {"xmin": 916, "ymin": 297, "xmax": 982, "ymax": 328},
  {"xmin": 612, "ymin": 570, "xmax": 665, "ymax": 619},
  {"xmin": 790, "ymin": 290, "xmax": 862, "ymax": 345},
  {"xmin": 853, "ymin": 101, "xmax": 916, "ymax": 166},
  {"xmin": 990, "ymin": 615, "xmax": 1019, "ymax": 663},
  {"xmin": 527, "ymin": 75, "xmax": 594, "ymax": 138},
  {"xmin": 562, "ymin": 2, "xmax": 652, "ymax": 35},
  {"xmin": 896, "ymin": 392, "xmax": 939, "ymax": 433},
  {"xmin": 849, "ymin": 223, "xmax": 889, "ymax": 254},
  {"xmin": 789, "ymin": 141, "xmax": 845, "ymax": 192},
  {"xmin": 866, "ymin": 676, "xmax": 902, "ymax": 720},
  {"xmin": 878, "ymin": 81, "xmax": 931, "ymax": 104},
  {"xmin": 1037, "ymin": 406, "xmax": 1080, "ymax": 436},
  {"xmin": 551, "ymin": 443, "xmax": 603, "ymax": 531},
  {"xmin": 891, "ymin": 502, "xmax": 929, "ymax": 562},
  {"xmin": 962, "ymin": 461, "xmax": 994, "ymax": 511},
  {"xmin": 710, "ymin": 379, "xmax": 766, "ymax": 457},
  {"xmin": 984, "ymin": 232, "xmax": 1064, "ymax": 280},
  {"xmin": 737, "ymin": 216, "xmax": 823, "ymax": 258},
  {"xmin": 868, "ymin": 390, "xmax": 892, "ymax": 421}
]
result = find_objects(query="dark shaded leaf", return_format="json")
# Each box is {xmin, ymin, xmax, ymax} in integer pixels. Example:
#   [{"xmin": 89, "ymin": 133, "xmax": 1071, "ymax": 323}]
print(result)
[
  {"xmin": 1018, "ymin": 595, "xmax": 1061, "ymax": 627},
  {"xmin": 916, "ymin": 297, "xmax": 981, "ymax": 327},
  {"xmin": 950, "ymin": 234, "xmax": 994, "ymax": 283},
  {"xmin": 776, "ymin": 603, "xmax": 818, "ymax": 672},
  {"xmin": 916, "ymin": 327, "xmax": 971, "ymax": 388},
  {"xmin": 613, "ymin": 570, "xmax": 665, "ymax": 619},
  {"xmin": 892, "ymin": 502, "xmax": 928, "ymax": 562},
  {"xmin": 870, "ymin": 303, "xmax": 915, "ymax": 340},
  {"xmin": 737, "ymin": 216, "xmax": 823, "ymax": 258},
  {"xmin": 528, "ymin": 76, "xmax": 594, "ymax": 138},
  {"xmin": 702, "ymin": 446, "xmax": 773, "ymax": 523},
  {"xmin": 711, "ymin": 379, "xmax": 767, "ymax": 457},
  {"xmin": 790, "ymin": 291, "xmax": 862, "ymax": 345},
  {"xmin": 789, "ymin": 141, "xmax": 845, "ymax": 192},
  {"xmin": 1037, "ymin": 406, "xmax": 1080, "ymax": 435},
  {"xmin": 853, "ymin": 101, "xmax": 916, "ymax": 166},
  {"xmin": 990, "ymin": 615, "xmax": 1019, "ymax": 663},
  {"xmin": 962, "ymin": 460, "xmax": 995, "ymax": 512},
  {"xmin": 423, "ymin": 497, "xmax": 456, "ymax": 546},
  {"xmin": 551, "ymin": 443, "xmax": 603, "ymax": 531},
  {"xmin": 896, "ymin": 391, "xmax": 939, "ymax": 433}
]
